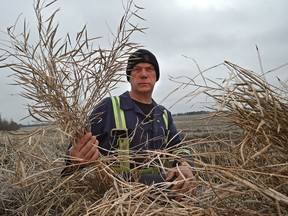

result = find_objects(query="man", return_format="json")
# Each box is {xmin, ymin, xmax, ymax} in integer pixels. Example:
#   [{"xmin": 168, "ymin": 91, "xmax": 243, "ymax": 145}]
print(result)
[{"xmin": 66, "ymin": 49, "xmax": 196, "ymax": 197}]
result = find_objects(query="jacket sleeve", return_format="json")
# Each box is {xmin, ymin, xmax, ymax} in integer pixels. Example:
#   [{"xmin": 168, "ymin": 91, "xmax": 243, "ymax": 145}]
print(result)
[
  {"xmin": 165, "ymin": 110, "xmax": 194, "ymax": 167},
  {"xmin": 62, "ymin": 98, "xmax": 112, "ymax": 167},
  {"xmin": 89, "ymin": 97, "xmax": 115, "ymax": 155}
]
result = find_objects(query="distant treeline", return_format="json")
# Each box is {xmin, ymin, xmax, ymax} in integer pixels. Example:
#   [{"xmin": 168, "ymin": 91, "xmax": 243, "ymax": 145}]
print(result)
[
  {"xmin": 0, "ymin": 115, "xmax": 20, "ymax": 131},
  {"xmin": 174, "ymin": 111, "xmax": 211, "ymax": 116},
  {"xmin": 20, "ymin": 122, "xmax": 49, "ymax": 128}
]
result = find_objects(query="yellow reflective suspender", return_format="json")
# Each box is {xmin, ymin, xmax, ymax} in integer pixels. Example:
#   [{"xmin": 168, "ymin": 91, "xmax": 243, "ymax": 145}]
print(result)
[
  {"xmin": 111, "ymin": 96, "xmax": 126, "ymax": 129},
  {"xmin": 162, "ymin": 108, "xmax": 191, "ymax": 155},
  {"xmin": 162, "ymin": 109, "xmax": 169, "ymax": 145},
  {"xmin": 111, "ymin": 96, "xmax": 130, "ymax": 172},
  {"xmin": 162, "ymin": 109, "xmax": 168, "ymax": 130}
]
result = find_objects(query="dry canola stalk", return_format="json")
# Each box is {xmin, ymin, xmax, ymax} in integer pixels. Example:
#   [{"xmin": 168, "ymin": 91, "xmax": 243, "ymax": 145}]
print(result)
[{"xmin": 0, "ymin": 0, "xmax": 143, "ymax": 143}]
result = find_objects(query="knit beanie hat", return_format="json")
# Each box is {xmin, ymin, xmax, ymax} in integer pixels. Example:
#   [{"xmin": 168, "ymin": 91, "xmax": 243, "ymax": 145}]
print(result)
[{"xmin": 126, "ymin": 49, "xmax": 160, "ymax": 82}]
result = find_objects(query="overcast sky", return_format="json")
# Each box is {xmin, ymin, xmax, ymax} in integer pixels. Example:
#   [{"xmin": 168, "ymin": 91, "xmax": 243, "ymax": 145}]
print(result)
[{"xmin": 1, "ymin": 0, "xmax": 288, "ymax": 124}]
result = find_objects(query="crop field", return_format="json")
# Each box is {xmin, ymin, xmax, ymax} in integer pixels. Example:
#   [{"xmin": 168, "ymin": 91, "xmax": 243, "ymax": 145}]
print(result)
[
  {"xmin": 0, "ymin": 114, "xmax": 237, "ymax": 215},
  {"xmin": 173, "ymin": 113, "xmax": 243, "ymax": 141},
  {"xmin": 1, "ymin": 77, "xmax": 288, "ymax": 215},
  {"xmin": 1, "ymin": 111, "xmax": 287, "ymax": 215}
]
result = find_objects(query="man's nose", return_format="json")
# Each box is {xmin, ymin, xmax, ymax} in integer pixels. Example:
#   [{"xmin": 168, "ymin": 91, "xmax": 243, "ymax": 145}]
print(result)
[{"xmin": 140, "ymin": 69, "xmax": 148, "ymax": 77}]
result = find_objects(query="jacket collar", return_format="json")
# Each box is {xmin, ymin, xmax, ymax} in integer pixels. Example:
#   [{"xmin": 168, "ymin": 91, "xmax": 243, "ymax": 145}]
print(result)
[{"xmin": 119, "ymin": 91, "xmax": 164, "ymax": 116}]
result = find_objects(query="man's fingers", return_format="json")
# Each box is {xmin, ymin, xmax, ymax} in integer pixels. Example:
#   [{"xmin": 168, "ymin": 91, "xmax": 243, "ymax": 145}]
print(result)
[
  {"xmin": 172, "ymin": 179, "xmax": 184, "ymax": 191},
  {"xmin": 83, "ymin": 139, "xmax": 98, "ymax": 160},
  {"xmin": 90, "ymin": 146, "xmax": 100, "ymax": 161},
  {"xmin": 79, "ymin": 136, "xmax": 97, "ymax": 158},
  {"xmin": 76, "ymin": 132, "xmax": 92, "ymax": 150},
  {"xmin": 70, "ymin": 134, "xmax": 99, "ymax": 164},
  {"xmin": 181, "ymin": 180, "xmax": 191, "ymax": 193},
  {"xmin": 167, "ymin": 165, "xmax": 197, "ymax": 200},
  {"xmin": 165, "ymin": 170, "xmax": 176, "ymax": 181}
]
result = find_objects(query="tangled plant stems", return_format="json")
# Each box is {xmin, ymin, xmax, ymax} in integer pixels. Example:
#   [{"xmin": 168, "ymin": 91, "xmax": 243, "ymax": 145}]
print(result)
[{"xmin": 0, "ymin": 0, "xmax": 144, "ymax": 143}]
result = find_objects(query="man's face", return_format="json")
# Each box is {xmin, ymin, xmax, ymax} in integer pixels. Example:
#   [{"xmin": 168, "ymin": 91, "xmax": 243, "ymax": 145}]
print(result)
[{"xmin": 129, "ymin": 62, "xmax": 157, "ymax": 94}]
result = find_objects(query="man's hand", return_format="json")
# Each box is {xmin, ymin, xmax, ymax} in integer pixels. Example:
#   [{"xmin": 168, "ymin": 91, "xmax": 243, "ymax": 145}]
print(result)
[
  {"xmin": 166, "ymin": 161, "xmax": 196, "ymax": 200},
  {"xmin": 69, "ymin": 132, "xmax": 99, "ymax": 165}
]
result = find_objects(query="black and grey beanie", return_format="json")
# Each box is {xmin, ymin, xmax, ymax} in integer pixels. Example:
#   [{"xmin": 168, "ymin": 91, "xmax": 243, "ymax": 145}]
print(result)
[{"xmin": 126, "ymin": 49, "xmax": 160, "ymax": 82}]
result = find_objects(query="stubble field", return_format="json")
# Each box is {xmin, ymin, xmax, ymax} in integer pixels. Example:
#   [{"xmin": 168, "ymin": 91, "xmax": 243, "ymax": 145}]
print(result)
[
  {"xmin": 0, "ymin": 112, "xmax": 287, "ymax": 215},
  {"xmin": 173, "ymin": 113, "xmax": 242, "ymax": 140},
  {"xmin": 0, "ymin": 114, "xmax": 241, "ymax": 215}
]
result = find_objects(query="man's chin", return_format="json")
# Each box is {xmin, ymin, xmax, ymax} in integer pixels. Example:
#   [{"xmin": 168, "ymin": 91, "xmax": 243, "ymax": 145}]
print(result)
[{"xmin": 137, "ymin": 88, "xmax": 153, "ymax": 94}]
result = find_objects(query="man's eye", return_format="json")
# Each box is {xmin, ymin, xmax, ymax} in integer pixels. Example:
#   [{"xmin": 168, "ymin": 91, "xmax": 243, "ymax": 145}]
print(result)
[
  {"xmin": 133, "ymin": 68, "xmax": 141, "ymax": 73},
  {"xmin": 146, "ymin": 67, "xmax": 155, "ymax": 72}
]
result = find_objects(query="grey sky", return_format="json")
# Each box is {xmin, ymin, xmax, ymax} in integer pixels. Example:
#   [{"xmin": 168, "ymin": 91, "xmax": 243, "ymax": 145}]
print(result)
[{"xmin": 1, "ymin": 0, "xmax": 288, "ymax": 124}]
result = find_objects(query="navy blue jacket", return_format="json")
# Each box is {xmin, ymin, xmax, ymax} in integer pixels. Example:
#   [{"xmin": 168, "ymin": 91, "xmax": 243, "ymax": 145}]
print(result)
[
  {"xmin": 89, "ymin": 91, "xmax": 181, "ymax": 156},
  {"xmin": 62, "ymin": 91, "xmax": 192, "ymax": 177}
]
